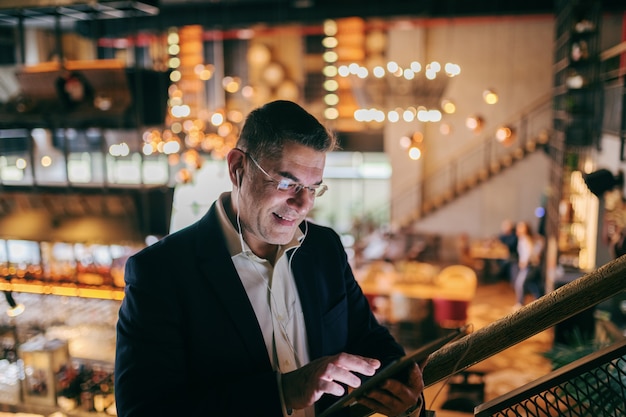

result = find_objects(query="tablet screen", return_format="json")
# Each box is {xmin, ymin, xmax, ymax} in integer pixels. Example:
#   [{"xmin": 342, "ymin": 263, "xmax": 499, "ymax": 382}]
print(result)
[{"xmin": 318, "ymin": 326, "xmax": 468, "ymax": 417}]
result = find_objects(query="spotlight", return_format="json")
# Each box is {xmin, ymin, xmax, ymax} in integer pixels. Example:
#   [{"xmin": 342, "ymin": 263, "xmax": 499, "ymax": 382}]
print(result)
[{"xmin": 4, "ymin": 291, "xmax": 25, "ymax": 318}]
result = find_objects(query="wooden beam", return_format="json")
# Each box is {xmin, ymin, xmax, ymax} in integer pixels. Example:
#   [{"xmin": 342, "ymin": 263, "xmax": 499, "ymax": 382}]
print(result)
[{"xmin": 424, "ymin": 255, "xmax": 626, "ymax": 387}]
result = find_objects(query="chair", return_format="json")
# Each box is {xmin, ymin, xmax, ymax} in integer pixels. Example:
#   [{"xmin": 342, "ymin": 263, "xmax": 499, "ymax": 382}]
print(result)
[{"xmin": 432, "ymin": 265, "xmax": 478, "ymax": 328}]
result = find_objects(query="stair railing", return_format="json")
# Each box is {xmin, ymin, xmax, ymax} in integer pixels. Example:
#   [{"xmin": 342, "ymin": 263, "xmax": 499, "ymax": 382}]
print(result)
[
  {"xmin": 379, "ymin": 92, "xmax": 554, "ymax": 227},
  {"xmin": 420, "ymin": 92, "xmax": 553, "ymax": 216}
]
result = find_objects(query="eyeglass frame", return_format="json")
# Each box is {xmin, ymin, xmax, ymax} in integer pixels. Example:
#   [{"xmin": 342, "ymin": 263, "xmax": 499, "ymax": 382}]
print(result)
[{"xmin": 238, "ymin": 149, "xmax": 328, "ymax": 197}]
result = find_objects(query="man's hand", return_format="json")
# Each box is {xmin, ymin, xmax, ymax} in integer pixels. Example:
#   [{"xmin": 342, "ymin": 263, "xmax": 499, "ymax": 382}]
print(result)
[
  {"xmin": 281, "ymin": 353, "xmax": 381, "ymax": 410},
  {"xmin": 358, "ymin": 362, "xmax": 424, "ymax": 416}
]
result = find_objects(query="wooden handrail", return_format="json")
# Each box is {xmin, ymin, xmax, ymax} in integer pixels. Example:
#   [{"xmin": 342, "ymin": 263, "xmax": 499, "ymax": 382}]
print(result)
[{"xmin": 423, "ymin": 255, "xmax": 626, "ymax": 387}]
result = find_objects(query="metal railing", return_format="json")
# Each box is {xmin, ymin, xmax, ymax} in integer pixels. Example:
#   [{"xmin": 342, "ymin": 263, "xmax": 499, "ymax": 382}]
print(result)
[
  {"xmin": 474, "ymin": 339, "xmax": 626, "ymax": 416},
  {"xmin": 383, "ymin": 92, "xmax": 553, "ymax": 227},
  {"xmin": 420, "ymin": 93, "xmax": 553, "ymax": 215}
]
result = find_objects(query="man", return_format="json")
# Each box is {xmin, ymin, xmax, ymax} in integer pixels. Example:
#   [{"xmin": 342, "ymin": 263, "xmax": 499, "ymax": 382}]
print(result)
[{"xmin": 115, "ymin": 100, "xmax": 424, "ymax": 416}]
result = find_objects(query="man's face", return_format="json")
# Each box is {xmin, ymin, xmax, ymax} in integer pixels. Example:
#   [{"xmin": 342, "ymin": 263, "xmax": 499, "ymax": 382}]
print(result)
[{"xmin": 237, "ymin": 142, "xmax": 326, "ymax": 258}]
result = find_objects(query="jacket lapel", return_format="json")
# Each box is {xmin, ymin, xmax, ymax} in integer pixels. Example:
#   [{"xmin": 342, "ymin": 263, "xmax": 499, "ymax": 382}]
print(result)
[
  {"xmin": 195, "ymin": 206, "xmax": 272, "ymax": 369},
  {"xmin": 291, "ymin": 245, "xmax": 325, "ymax": 360}
]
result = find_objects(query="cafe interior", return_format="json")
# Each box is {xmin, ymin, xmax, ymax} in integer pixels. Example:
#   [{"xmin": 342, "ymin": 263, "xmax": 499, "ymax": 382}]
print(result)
[{"xmin": 0, "ymin": 0, "xmax": 626, "ymax": 415}]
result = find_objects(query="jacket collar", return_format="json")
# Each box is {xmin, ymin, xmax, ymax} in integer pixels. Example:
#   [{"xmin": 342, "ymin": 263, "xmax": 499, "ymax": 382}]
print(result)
[
  {"xmin": 194, "ymin": 204, "xmax": 272, "ymax": 369},
  {"xmin": 194, "ymin": 201, "xmax": 324, "ymax": 363}
]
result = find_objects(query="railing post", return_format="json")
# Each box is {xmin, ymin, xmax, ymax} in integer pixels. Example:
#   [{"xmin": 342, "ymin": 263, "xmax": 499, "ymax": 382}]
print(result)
[
  {"xmin": 484, "ymin": 140, "xmax": 492, "ymax": 177},
  {"xmin": 520, "ymin": 112, "xmax": 528, "ymax": 150},
  {"xmin": 450, "ymin": 160, "xmax": 457, "ymax": 198}
]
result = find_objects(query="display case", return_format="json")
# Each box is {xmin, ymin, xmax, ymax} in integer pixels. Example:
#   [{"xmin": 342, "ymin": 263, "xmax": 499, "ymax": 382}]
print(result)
[
  {"xmin": 546, "ymin": 0, "xmax": 603, "ymax": 287},
  {"xmin": 19, "ymin": 338, "xmax": 70, "ymax": 407},
  {"xmin": 0, "ymin": 238, "xmax": 141, "ymax": 300},
  {"xmin": 557, "ymin": 166, "xmax": 598, "ymax": 271}
]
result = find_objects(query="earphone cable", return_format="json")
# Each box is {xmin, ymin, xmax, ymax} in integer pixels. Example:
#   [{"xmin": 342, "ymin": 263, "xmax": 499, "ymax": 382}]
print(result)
[
  {"xmin": 426, "ymin": 323, "xmax": 475, "ymax": 410},
  {"xmin": 234, "ymin": 186, "xmax": 303, "ymax": 370}
]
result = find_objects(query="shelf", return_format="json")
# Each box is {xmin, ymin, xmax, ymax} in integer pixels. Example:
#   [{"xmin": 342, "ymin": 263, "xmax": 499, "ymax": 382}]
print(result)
[
  {"xmin": 0, "ymin": 65, "xmax": 170, "ymax": 130},
  {"xmin": 0, "ymin": 280, "xmax": 124, "ymax": 300},
  {"xmin": 568, "ymin": 57, "xmax": 599, "ymax": 68}
]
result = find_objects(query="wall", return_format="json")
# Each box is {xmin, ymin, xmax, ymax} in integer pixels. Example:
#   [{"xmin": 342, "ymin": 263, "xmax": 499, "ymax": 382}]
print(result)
[
  {"xmin": 411, "ymin": 151, "xmax": 550, "ymax": 240},
  {"xmin": 384, "ymin": 16, "xmax": 555, "ymax": 231},
  {"xmin": 334, "ymin": 149, "xmax": 550, "ymax": 267}
]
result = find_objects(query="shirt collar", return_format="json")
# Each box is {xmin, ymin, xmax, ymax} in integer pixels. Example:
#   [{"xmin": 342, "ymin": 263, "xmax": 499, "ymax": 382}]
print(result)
[{"xmin": 216, "ymin": 192, "xmax": 304, "ymax": 262}]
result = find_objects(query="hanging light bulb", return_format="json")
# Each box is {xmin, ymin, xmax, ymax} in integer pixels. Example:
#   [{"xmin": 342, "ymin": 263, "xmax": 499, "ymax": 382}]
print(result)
[
  {"xmin": 483, "ymin": 89, "xmax": 499, "ymax": 104},
  {"xmin": 399, "ymin": 135, "xmax": 412, "ymax": 149},
  {"xmin": 495, "ymin": 125, "xmax": 516, "ymax": 146},
  {"xmin": 465, "ymin": 115, "xmax": 484, "ymax": 133},
  {"xmin": 406, "ymin": 131, "xmax": 424, "ymax": 160},
  {"xmin": 408, "ymin": 146, "xmax": 422, "ymax": 160},
  {"xmin": 441, "ymin": 99, "xmax": 456, "ymax": 114}
]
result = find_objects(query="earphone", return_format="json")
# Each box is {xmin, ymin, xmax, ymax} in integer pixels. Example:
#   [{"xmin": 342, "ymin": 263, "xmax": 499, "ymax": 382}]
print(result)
[
  {"xmin": 231, "ymin": 154, "xmax": 309, "ymax": 372},
  {"xmin": 233, "ymin": 176, "xmax": 308, "ymax": 371}
]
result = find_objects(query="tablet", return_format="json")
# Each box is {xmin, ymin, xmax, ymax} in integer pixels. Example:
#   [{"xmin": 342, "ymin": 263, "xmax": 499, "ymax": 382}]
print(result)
[{"xmin": 318, "ymin": 325, "xmax": 469, "ymax": 417}]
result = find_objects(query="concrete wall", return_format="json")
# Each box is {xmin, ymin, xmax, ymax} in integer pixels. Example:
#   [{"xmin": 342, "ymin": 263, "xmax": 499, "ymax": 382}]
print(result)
[
  {"xmin": 413, "ymin": 151, "xmax": 550, "ymax": 240},
  {"xmin": 384, "ymin": 16, "xmax": 555, "ymax": 234}
]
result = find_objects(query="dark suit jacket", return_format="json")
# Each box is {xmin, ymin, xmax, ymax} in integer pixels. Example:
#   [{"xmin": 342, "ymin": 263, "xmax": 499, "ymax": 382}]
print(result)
[{"xmin": 115, "ymin": 202, "xmax": 405, "ymax": 416}]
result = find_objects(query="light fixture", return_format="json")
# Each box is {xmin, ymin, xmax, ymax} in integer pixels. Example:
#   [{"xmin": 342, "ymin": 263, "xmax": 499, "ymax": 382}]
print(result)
[
  {"xmin": 441, "ymin": 99, "xmax": 456, "ymax": 114},
  {"xmin": 403, "ymin": 132, "xmax": 424, "ymax": 160},
  {"xmin": 337, "ymin": 56, "xmax": 461, "ymax": 124},
  {"xmin": 465, "ymin": 115, "xmax": 484, "ymax": 133},
  {"xmin": 482, "ymin": 89, "xmax": 499, "ymax": 104},
  {"xmin": 408, "ymin": 146, "xmax": 422, "ymax": 160},
  {"xmin": 439, "ymin": 123, "xmax": 452, "ymax": 135},
  {"xmin": 495, "ymin": 125, "xmax": 516, "ymax": 146},
  {"xmin": 4, "ymin": 291, "xmax": 25, "ymax": 318}
]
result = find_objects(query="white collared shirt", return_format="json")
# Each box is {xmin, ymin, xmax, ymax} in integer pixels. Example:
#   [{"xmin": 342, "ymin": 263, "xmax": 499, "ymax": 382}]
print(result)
[{"xmin": 216, "ymin": 193, "xmax": 313, "ymax": 417}]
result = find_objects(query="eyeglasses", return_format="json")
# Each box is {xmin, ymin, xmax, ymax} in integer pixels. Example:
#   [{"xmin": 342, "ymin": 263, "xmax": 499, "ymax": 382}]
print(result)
[{"xmin": 245, "ymin": 152, "xmax": 328, "ymax": 197}]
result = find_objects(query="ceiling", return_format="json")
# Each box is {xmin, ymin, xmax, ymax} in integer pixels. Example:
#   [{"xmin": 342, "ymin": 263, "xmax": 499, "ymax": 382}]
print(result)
[
  {"xmin": 155, "ymin": 0, "xmax": 558, "ymax": 27},
  {"xmin": 0, "ymin": 0, "xmax": 559, "ymax": 32},
  {"xmin": 1, "ymin": 0, "xmax": 624, "ymax": 35}
]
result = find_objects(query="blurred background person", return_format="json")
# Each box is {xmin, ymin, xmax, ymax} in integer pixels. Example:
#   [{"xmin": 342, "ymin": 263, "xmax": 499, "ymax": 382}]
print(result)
[
  {"xmin": 513, "ymin": 221, "xmax": 544, "ymax": 310},
  {"xmin": 497, "ymin": 219, "xmax": 518, "ymax": 282}
]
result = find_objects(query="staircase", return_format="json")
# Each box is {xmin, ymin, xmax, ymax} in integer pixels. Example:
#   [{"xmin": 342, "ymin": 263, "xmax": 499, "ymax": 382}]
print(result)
[{"xmin": 397, "ymin": 93, "xmax": 553, "ymax": 226}]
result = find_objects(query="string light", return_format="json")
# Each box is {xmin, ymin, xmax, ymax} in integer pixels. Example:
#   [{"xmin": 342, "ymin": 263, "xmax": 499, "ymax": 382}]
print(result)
[
  {"xmin": 322, "ymin": 19, "xmax": 339, "ymax": 121},
  {"xmin": 131, "ymin": 25, "xmax": 247, "ymax": 184},
  {"xmin": 339, "ymin": 59, "xmax": 461, "ymax": 125}
]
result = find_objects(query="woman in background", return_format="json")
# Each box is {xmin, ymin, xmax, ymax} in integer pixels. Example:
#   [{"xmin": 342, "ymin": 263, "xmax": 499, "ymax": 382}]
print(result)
[{"xmin": 513, "ymin": 221, "xmax": 544, "ymax": 310}]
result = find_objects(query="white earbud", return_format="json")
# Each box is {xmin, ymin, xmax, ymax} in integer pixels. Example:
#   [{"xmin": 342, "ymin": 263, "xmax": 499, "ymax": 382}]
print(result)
[{"xmin": 236, "ymin": 169, "xmax": 241, "ymax": 186}]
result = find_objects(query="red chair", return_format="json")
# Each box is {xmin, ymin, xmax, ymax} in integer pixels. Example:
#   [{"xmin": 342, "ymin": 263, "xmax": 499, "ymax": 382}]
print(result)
[{"xmin": 432, "ymin": 265, "xmax": 477, "ymax": 328}]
